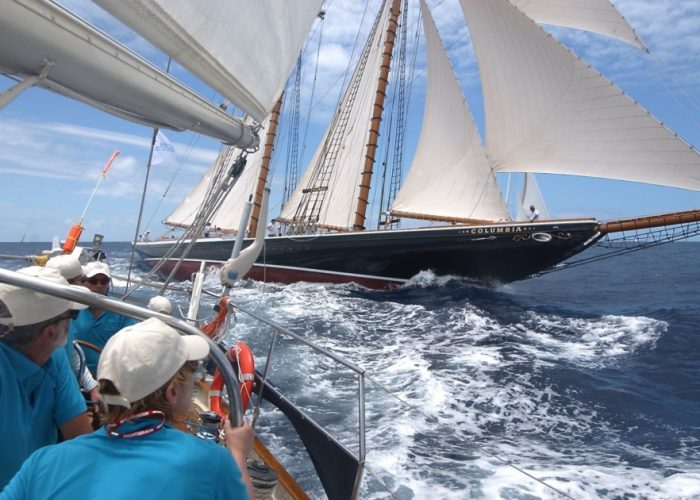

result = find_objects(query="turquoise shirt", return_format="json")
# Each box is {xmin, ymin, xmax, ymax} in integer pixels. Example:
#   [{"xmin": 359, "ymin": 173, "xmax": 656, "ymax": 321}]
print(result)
[
  {"xmin": 0, "ymin": 342, "xmax": 87, "ymax": 490},
  {"xmin": 70, "ymin": 308, "xmax": 137, "ymax": 373},
  {"xmin": 1, "ymin": 421, "xmax": 248, "ymax": 500}
]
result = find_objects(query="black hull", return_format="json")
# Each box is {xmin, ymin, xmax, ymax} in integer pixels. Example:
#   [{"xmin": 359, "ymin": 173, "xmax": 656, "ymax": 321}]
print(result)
[{"xmin": 135, "ymin": 221, "xmax": 601, "ymax": 289}]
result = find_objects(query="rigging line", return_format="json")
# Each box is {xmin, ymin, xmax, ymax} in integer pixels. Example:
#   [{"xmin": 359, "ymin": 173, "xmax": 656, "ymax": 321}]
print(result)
[
  {"xmin": 299, "ymin": 13, "xmax": 324, "ymax": 167},
  {"xmin": 127, "ymin": 149, "xmax": 240, "ymax": 295},
  {"xmin": 143, "ymin": 129, "xmax": 202, "ymax": 232},
  {"xmin": 125, "ymin": 127, "xmax": 158, "ymax": 295},
  {"xmin": 541, "ymin": 224, "xmax": 700, "ymax": 275},
  {"xmin": 362, "ymin": 372, "xmax": 576, "ymax": 499},
  {"xmin": 362, "ymin": 464, "xmax": 402, "ymax": 499},
  {"xmin": 645, "ymin": 49, "xmax": 700, "ymax": 130}
]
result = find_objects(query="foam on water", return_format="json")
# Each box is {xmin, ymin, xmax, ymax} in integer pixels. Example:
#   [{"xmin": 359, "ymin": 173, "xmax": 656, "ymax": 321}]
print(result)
[{"xmin": 90, "ymin": 245, "xmax": 700, "ymax": 499}]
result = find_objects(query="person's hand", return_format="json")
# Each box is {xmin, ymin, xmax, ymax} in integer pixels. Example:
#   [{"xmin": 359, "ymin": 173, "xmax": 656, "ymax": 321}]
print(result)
[
  {"xmin": 88, "ymin": 387, "xmax": 102, "ymax": 414},
  {"xmin": 223, "ymin": 419, "xmax": 255, "ymax": 499},
  {"xmin": 223, "ymin": 418, "xmax": 254, "ymax": 458}
]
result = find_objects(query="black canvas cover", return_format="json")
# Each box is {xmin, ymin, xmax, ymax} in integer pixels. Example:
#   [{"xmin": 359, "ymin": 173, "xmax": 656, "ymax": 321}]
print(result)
[{"xmin": 256, "ymin": 373, "xmax": 362, "ymax": 500}]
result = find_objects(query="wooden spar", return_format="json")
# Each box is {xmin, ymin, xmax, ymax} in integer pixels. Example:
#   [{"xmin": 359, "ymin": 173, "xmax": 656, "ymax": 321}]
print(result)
[
  {"xmin": 248, "ymin": 94, "xmax": 284, "ymax": 236},
  {"xmin": 353, "ymin": 0, "xmax": 402, "ymax": 230},
  {"xmin": 598, "ymin": 208, "xmax": 700, "ymax": 234},
  {"xmin": 389, "ymin": 210, "xmax": 498, "ymax": 225}
]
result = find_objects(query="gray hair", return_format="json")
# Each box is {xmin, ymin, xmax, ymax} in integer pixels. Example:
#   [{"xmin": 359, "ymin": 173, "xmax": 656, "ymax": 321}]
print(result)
[{"xmin": 0, "ymin": 314, "xmax": 64, "ymax": 348}]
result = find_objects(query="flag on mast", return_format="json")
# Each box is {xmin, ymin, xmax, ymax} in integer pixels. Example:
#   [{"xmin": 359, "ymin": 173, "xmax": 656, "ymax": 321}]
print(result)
[{"xmin": 152, "ymin": 130, "xmax": 176, "ymax": 166}]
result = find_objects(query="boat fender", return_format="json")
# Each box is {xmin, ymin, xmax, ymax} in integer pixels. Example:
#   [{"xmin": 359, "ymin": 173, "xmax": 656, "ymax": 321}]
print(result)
[
  {"xmin": 532, "ymin": 232, "xmax": 552, "ymax": 243},
  {"xmin": 210, "ymin": 341, "xmax": 255, "ymax": 417},
  {"xmin": 62, "ymin": 223, "xmax": 84, "ymax": 253}
]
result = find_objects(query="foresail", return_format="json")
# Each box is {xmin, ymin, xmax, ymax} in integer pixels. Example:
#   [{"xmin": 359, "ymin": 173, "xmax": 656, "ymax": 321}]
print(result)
[
  {"xmin": 391, "ymin": 0, "xmax": 509, "ymax": 223},
  {"xmin": 165, "ymin": 118, "xmax": 268, "ymax": 232},
  {"xmin": 510, "ymin": 0, "xmax": 644, "ymax": 49},
  {"xmin": 460, "ymin": 0, "xmax": 700, "ymax": 192},
  {"xmin": 279, "ymin": 0, "xmax": 392, "ymax": 230},
  {"xmin": 95, "ymin": 0, "xmax": 322, "ymax": 122},
  {"xmin": 516, "ymin": 173, "xmax": 550, "ymax": 221}
]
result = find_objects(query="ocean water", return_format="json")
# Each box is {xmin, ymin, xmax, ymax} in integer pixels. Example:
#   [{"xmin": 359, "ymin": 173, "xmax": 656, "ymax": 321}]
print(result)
[{"xmin": 1, "ymin": 242, "xmax": 699, "ymax": 499}]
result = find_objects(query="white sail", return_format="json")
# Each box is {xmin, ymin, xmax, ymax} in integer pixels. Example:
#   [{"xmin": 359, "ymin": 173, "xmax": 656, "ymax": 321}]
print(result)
[
  {"xmin": 510, "ymin": 0, "xmax": 644, "ymax": 49},
  {"xmin": 460, "ymin": 0, "xmax": 700, "ymax": 192},
  {"xmin": 391, "ymin": 0, "xmax": 509, "ymax": 223},
  {"xmin": 165, "ymin": 118, "xmax": 268, "ymax": 232},
  {"xmin": 516, "ymin": 173, "xmax": 550, "ymax": 221},
  {"xmin": 95, "ymin": 0, "xmax": 322, "ymax": 122},
  {"xmin": 279, "ymin": 0, "xmax": 392, "ymax": 229},
  {"xmin": 0, "ymin": 0, "xmax": 256, "ymax": 148}
]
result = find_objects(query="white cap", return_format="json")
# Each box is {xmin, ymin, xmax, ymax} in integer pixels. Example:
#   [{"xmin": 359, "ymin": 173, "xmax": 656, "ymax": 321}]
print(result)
[
  {"xmin": 0, "ymin": 267, "xmax": 88, "ymax": 328},
  {"xmin": 45, "ymin": 254, "xmax": 85, "ymax": 281},
  {"xmin": 84, "ymin": 261, "xmax": 111, "ymax": 279},
  {"xmin": 147, "ymin": 295, "xmax": 172, "ymax": 315},
  {"xmin": 97, "ymin": 318, "xmax": 209, "ymax": 408}
]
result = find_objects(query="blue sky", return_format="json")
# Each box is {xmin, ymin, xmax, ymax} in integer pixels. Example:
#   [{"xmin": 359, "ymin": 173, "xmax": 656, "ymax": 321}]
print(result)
[{"xmin": 1, "ymin": 0, "xmax": 699, "ymax": 242}]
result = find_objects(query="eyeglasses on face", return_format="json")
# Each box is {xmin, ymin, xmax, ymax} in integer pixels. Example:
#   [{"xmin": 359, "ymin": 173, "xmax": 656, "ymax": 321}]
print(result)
[
  {"xmin": 54, "ymin": 310, "xmax": 79, "ymax": 324},
  {"xmin": 186, "ymin": 360, "xmax": 207, "ymax": 382},
  {"xmin": 86, "ymin": 276, "xmax": 110, "ymax": 285}
]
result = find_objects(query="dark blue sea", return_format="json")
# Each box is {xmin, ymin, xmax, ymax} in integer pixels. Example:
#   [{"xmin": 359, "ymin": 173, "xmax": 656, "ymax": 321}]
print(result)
[{"xmin": 2, "ymin": 242, "xmax": 699, "ymax": 499}]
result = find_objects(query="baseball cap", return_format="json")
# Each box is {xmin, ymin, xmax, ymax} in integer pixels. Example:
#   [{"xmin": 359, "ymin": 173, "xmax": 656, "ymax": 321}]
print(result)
[
  {"xmin": 97, "ymin": 318, "xmax": 209, "ymax": 408},
  {"xmin": 45, "ymin": 254, "xmax": 85, "ymax": 281},
  {"xmin": 147, "ymin": 295, "xmax": 172, "ymax": 315},
  {"xmin": 0, "ymin": 267, "xmax": 88, "ymax": 328},
  {"xmin": 84, "ymin": 261, "xmax": 111, "ymax": 279}
]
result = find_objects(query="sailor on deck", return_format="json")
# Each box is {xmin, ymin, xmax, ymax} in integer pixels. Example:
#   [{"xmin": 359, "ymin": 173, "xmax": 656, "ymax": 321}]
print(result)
[
  {"xmin": 1, "ymin": 318, "xmax": 254, "ymax": 499},
  {"xmin": 46, "ymin": 255, "xmax": 102, "ymax": 412},
  {"xmin": 71, "ymin": 262, "xmax": 137, "ymax": 373},
  {"xmin": 147, "ymin": 295, "xmax": 172, "ymax": 315},
  {"xmin": 527, "ymin": 205, "xmax": 540, "ymax": 222},
  {"xmin": 0, "ymin": 267, "xmax": 92, "ymax": 489}
]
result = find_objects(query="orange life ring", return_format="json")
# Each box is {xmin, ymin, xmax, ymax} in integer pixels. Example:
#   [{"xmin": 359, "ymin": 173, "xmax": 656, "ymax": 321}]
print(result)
[
  {"xmin": 62, "ymin": 223, "xmax": 84, "ymax": 254},
  {"xmin": 210, "ymin": 341, "xmax": 255, "ymax": 417}
]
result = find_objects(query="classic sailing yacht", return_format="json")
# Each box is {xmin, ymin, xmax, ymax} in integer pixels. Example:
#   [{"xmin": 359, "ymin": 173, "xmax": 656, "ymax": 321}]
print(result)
[{"xmin": 135, "ymin": 0, "xmax": 700, "ymax": 289}]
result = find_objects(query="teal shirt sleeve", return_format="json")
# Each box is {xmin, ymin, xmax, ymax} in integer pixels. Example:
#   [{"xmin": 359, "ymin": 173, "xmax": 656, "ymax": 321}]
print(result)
[
  {"xmin": 214, "ymin": 446, "xmax": 248, "ymax": 500},
  {"xmin": 49, "ymin": 349, "xmax": 86, "ymax": 426}
]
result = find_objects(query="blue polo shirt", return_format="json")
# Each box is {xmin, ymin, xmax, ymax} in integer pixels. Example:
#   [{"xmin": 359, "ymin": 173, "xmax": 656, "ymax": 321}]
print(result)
[
  {"xmin": 1, "ymin": 421, "xmax": 248, "ymax": 499},
  {"xmin": 0, "ymin": 342, "xmax": 87, "ymax": 490},
  {"xmin": 70, "ymin": 308, "xmax": 138, "ymax": 373}
]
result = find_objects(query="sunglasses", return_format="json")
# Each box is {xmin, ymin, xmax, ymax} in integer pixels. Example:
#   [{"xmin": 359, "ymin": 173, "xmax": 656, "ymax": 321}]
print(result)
[
  {"xmin": 186, "ymin": 360, "xmax": 207, "ymax": 382},
  {"xmin": 86, "ymin": 276, "xmax": 110, "ymax": 285},
  {"xmin": 54, "ymin": 310, "xmax": 79, "ymax": 324}
]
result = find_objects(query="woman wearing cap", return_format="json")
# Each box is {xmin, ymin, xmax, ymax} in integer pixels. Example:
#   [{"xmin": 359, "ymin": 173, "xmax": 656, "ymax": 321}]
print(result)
[
  {"xmin": 0, "ymin": 267, "xmax": 92, "ymax": 490},
  {"xmin": 2, "ymin": 318, "xmax": 255, "ymax": 499},
  {"xmin": 71, "ymin": 261, "xmax": 137, "ymax": 373}
]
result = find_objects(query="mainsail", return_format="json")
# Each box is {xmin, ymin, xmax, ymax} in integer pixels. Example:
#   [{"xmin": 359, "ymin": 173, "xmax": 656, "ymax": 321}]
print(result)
[
  {"xmin": 279, "ymin": 0, "xmax": 394, "ymax": 230},
  {"xmin": 95, "ymin": 0, "xmax": 323, "ymax": 122},
  {"xmin": 390, "ymin": 0, "xmax": 509, "ymax": 223},
  {"xmin": 460, "ymin": 0, "xmax": 700, "ymax": 191}
]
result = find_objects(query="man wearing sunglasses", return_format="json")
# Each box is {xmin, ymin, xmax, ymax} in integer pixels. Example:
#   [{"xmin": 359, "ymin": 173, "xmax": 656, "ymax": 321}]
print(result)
[
  {"xmin": 71, "ymin": 262, "xmax": 137, "ymax": 374},
  {"xmin": 46, "ymin": 255, "xmax": 102, "ymax": 413},
  {"xmin": 0, "ymin": 266, "xmax": 93, "ymax": 489}
]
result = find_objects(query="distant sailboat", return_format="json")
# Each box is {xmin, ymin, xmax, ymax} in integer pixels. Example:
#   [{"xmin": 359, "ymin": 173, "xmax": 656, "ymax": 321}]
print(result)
[{"xmin": 135, "ymin": 0, "xmax": 700, "ymax": 289}]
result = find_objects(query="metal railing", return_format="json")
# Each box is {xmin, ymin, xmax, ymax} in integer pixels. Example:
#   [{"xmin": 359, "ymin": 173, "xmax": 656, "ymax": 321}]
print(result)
[
  {"xmin": 0, "ymin": 267, "xmax": 368, "ymax": 497},
  {"xmin": 0, "ymin": 268, "xmax": 245, "ymax": 426}
]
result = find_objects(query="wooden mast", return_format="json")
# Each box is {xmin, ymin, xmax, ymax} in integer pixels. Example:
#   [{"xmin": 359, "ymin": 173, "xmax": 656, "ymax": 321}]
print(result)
[
  {"xmin": 352, "ymin": 0, "xmax": 402, "ymax": 230},
  {"xmin": 248, "ymin": 94, "xmax": 284, "ymax": 236}
]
